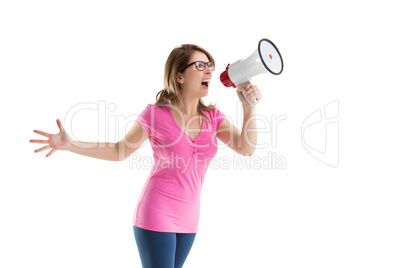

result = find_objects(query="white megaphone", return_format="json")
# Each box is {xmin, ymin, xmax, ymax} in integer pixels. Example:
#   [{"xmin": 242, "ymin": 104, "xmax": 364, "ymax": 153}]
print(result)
[{"xmin": 220, "ymin": 38, "xmax": 284, "ymax": 106}]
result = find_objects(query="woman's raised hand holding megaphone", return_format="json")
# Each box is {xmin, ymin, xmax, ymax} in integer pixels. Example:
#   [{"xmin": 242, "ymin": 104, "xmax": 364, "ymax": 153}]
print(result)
[
  {"xmin": 236, "ymin": 82, "xmax": 262, "ymax": 107},
  {"xmin": 220, "ymin": 38, "xmax": 283, "ymax": 107}
]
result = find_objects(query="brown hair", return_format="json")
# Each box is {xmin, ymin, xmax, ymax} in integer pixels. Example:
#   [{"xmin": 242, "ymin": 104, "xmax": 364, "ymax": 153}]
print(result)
[{"xmin": 155, "ymin": 44, "xmax": 217, "ymax": 125}]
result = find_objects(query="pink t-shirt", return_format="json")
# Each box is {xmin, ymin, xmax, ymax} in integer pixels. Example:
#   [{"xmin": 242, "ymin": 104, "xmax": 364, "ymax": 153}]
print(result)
[{"xmin": 133, "ymin": 103, "xmax": 226, "ymax": 233}]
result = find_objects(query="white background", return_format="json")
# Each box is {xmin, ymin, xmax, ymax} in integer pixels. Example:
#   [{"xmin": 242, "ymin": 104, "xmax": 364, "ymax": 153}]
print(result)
[{"xmin": 1, "ymin": 0, "xmax": 401, "ymax": 267}]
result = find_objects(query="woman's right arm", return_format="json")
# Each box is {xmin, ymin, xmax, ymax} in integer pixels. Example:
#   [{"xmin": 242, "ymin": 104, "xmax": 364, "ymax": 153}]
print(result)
[{"xmin": 30, "ymin": 119, "xmax": 148, "ymax": 161}]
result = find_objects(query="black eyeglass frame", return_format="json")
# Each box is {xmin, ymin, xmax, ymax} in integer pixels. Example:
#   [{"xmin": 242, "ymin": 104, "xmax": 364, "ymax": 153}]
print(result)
[{"xmin": 179, "ymin": 61, "xmax": 215, "ymax": 73}]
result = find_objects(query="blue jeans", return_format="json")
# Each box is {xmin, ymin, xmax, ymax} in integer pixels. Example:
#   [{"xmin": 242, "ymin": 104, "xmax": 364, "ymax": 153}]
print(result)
[{"xmin": 133, "ymin": 226, "xmax": 197, "ymax": 268}]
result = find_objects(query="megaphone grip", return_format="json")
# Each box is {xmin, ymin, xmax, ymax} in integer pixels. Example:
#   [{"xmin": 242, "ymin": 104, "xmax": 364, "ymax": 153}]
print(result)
[{"xmin": 241, "ymin": 83, "xmax": 258, "ymax": 107}]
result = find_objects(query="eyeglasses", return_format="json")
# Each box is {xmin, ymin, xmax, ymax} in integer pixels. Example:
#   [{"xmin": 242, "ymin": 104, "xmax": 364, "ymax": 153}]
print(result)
[{"xmin": 180, "ymin": 61, "xmax": 215, "ymax": 72}]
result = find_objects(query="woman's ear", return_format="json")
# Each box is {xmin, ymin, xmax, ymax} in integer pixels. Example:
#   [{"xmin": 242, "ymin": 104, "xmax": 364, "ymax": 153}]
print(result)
[{"xmin": 177, "ymin": 73, "xmax": 184, "ymax": 84}]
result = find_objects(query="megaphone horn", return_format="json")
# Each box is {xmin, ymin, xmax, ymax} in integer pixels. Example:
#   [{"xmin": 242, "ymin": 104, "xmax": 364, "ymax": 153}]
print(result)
[{"xmin": 220, "ymin": 38, "xmax": 284, "ymax": 106}]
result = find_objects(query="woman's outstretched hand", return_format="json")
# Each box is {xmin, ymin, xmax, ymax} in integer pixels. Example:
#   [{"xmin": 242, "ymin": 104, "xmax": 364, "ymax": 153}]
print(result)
[{"xmin": 30, "ymin": 119, "xmax": 72, "ymax": 157}]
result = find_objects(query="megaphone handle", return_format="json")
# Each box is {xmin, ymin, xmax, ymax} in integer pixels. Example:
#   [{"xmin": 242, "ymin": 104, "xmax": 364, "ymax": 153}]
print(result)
[{"xmin": 241, "ymin": 82, "xmax": 258, "ymax": 107}]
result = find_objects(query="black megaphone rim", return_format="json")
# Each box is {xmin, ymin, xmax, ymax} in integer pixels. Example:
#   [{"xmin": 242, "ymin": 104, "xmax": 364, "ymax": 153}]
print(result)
[{"xmin": 258, "ymin": 38, "xmax": 284, "ymax": 75}]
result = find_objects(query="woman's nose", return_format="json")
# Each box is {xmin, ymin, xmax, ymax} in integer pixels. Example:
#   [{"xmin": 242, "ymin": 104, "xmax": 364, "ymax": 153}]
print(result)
[{"xmin": 204, "ymin": 66, "xmax": 212, "ymax": 74}]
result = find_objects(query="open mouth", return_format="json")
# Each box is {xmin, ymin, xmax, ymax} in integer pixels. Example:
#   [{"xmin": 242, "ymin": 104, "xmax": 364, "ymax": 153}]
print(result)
[{"xmin": 201, "ymin": 80, "xmax": 209, "ymax": 89}]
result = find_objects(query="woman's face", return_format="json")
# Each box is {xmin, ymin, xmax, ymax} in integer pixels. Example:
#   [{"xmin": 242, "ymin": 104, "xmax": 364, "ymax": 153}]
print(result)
[{"xmin": 178, "ymin": 51, "xmax": 213, "ymax": 98}]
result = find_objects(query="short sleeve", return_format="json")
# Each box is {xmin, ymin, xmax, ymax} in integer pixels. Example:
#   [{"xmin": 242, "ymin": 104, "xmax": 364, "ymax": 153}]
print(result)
[
  {"xmin": 136, "ymin": 104, "xmax": 156, "ymax": 137},
  {"xmin": 213, "ymin": 108, "xmax": 226, "ymax": 129}
]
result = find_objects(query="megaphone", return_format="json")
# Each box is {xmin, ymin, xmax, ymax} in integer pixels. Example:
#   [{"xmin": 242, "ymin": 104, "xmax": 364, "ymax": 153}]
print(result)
[{"xmin": 220, "ymin": 38, "xmax": 283, "ymax": 106}]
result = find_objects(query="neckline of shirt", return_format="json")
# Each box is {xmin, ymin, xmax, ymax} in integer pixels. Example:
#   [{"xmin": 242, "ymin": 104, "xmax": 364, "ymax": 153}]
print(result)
[{"xmin": 165, "ymin": 105, "xmax": 206, "ymax": 143}]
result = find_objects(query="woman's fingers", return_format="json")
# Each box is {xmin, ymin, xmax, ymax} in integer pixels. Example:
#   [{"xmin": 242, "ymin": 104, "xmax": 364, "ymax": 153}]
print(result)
[
  {"xmin": 245, "ymin": 88, "xmax": 257, "ymax": 101},
  {"xmin": 30, "ymin": 139, "xmax": 49, "ymax": 144},
  {"xmin": 236, "ymin": 84, "xmax": 244, "ymax": 94},
  {"xmin": 33, "ymin": 129, "xmax": 50, "ymax": 138},
  {"xmin": 31, "ymin": 120, "xmax": 65, "ymax": 157},
  {"xmin": 56, "ymin": 119, "xmax": 64, "ymax": 133},
  {"xmin": 237, "ymin": 83, "xmax": 262, "ymax": 104},
  {"xmin": 34, "ymin": 145, "xmax": 51, "ymax": 153},
  {"xmin": 46, "ymin": 149, "xmax": 56, "ymax": 158},
  {"xmin": 246, "ymin": 87, "xmax": 254, "ymax": 97},
  {"xmin": 246, "ymin": 86, "xmax": 262, "ymax": 101},
  {"xmin": 244, "ymin": 81, "xmax": 252, "ymax": 91}
]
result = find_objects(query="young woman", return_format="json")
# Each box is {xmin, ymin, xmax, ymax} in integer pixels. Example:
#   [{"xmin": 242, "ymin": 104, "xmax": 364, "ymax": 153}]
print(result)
[{"xmin": 30, "ymin": 44, "xmax": 262, "ymax": 268}]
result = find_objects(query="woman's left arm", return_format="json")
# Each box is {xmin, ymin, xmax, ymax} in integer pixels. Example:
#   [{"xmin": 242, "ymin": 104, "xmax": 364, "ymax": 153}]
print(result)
[{"xmin": 217, "ymin": 82, "xmax": 262, "ymax": 156}]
